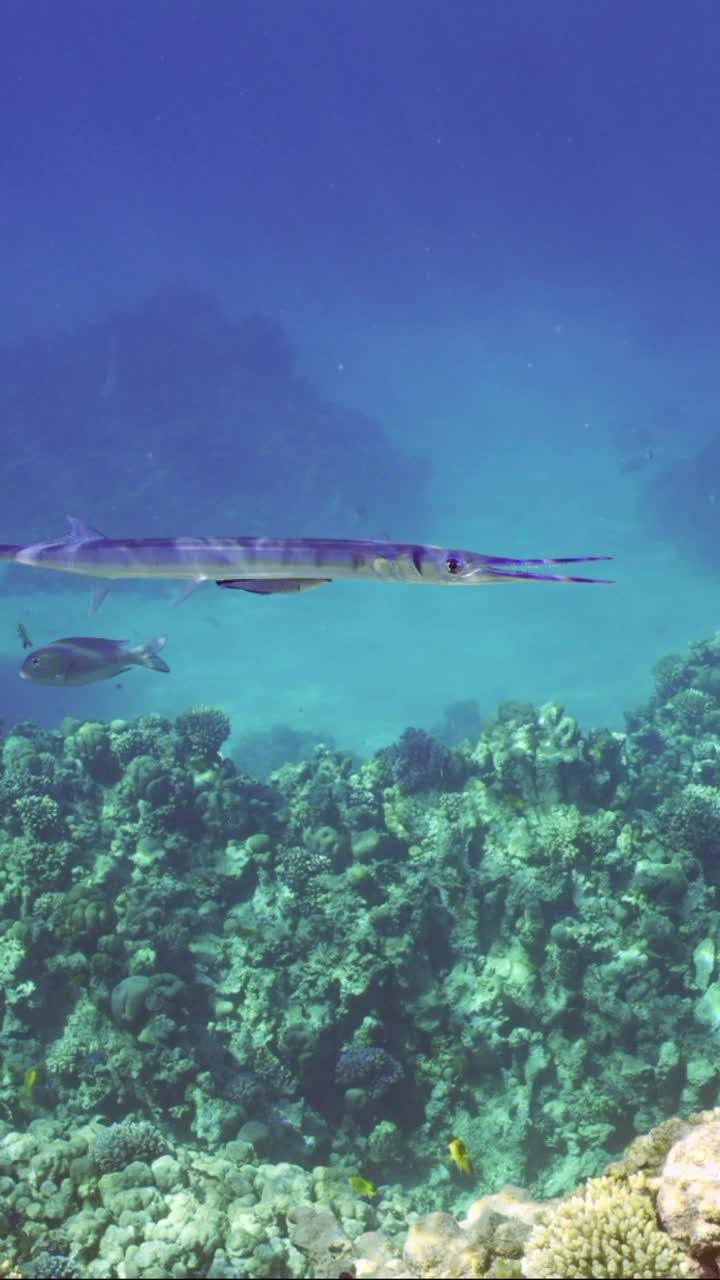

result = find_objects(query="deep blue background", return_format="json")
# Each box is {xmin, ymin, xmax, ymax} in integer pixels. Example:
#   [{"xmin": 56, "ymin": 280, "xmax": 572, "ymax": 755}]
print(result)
[
  {"xmin": 2, "ymin": 0, "xmax": 720, "ymax": 752},
  {"xmin": 3, "ymin": 1, "xmax": 719, "ymax": 337}
]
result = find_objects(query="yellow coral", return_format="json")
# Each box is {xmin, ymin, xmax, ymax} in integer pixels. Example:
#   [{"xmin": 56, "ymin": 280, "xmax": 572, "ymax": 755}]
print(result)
[{"xmin": 521, "ymin": 1174, "xmax": 697, "ymax": 1279}]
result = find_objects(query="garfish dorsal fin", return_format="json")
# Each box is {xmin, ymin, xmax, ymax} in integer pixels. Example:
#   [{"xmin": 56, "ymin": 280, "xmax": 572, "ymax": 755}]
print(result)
[
  {"xmin": 65, "ymin": 515, "xmax": 106, "ymax": 542},
  {"xmin": 216, "ymin": 577, "xmax": 332, "ymax": 594}
]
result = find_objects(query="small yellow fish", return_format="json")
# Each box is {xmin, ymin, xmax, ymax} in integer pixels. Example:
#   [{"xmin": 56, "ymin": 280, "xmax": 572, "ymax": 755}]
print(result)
[
  {"xmin": 348, "ymin": 1174, "xmax": 378, "ymax": 1198},
  {"xmin": 24, "ymin": 1067, "xmax": 39, "ymax": 1095},
  {"xmin": 448, "ymin": 1136, "xmax": 473, "ymax": 1175},
  {"xmin": 17, "ymin": 622, "xmax": 32, "ymax": 651}
]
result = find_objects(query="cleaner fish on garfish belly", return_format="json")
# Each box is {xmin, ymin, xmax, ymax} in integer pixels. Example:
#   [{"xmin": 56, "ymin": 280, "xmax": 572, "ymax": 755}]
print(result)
[{"xmin": 0, "ymin": 516, "xmax": 614, "ymax": 609}]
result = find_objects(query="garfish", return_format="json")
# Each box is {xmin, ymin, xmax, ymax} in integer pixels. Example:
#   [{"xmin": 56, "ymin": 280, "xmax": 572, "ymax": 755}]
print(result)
[
  {"xmin": 20, "ymin": 634, "xmax": 169, "ymax": 685},
  {"xmin": 0, "ymin": 517, "xmax": 613, "ymax": 607}
]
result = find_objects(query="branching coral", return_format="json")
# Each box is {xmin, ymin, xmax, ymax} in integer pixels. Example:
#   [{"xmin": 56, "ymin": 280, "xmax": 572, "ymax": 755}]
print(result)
[
  {"xmin": 335, "ymin": 1045, "xmax": 404, "ymax": 1100},
  {"xmin": 92, "ymin": 1120, "xmax": 166, "ymax": 1173},
  {"xmin": 175, "ymin": 705, "xmax": 231, "ymax": 763},
  {"xmin": 379, "ymin": 727, "xmax": 463, "ymax": 794},
  {"xmin": 521, "ymin": 1174, "xmax": 697, "ymax": 1279}
]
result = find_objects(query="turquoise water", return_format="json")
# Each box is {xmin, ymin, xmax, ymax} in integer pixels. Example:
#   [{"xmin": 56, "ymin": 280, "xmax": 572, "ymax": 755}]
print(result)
[{"xmin": 2, "ymin": 4, "xmax": 720, "ymax": 1278}]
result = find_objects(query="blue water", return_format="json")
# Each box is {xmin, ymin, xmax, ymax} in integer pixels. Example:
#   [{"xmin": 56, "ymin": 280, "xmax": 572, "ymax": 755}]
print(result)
[
  {"xmin": 7, "ymin": 8, "xmax": 720, "ymax": 1274},
  {"xmin": 2, "ymin": 0, "xmax": 720, "ymax": 755}
]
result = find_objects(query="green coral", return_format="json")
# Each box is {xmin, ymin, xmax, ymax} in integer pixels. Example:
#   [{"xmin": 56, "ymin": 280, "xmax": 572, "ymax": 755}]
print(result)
[
  {"xmin": 109, "ymin": 713, "xmax": 175, "ymax": 767},
  {"xmin": 64, "ymin": 719, "xmax": 119, "ymax": 783},
  {"xmin": 175, "ymin": 705, "xmax": 231, "ymax": 763},
  {"xmin": 13, "ymin": 794, "xmax": 63, "ymax": 841},
  {"xmin": 521, "ymin": 1174, "xmax": 696, "ymax": 1279},
  {"xmin": 653, "ymin": 653, "xmax": 691, "ymax": 701},
  {"xmin": 667, "ymin": 783, "xmax": 720, "ymax": 855}
]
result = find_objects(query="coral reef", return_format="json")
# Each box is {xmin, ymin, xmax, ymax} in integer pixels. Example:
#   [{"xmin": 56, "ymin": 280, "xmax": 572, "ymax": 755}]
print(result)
[
  {"xmin": 4, "ymin": 632, "xmax": 720, "ymax": 1273},
  {"xmin": 0, "ymin": 288, "xmax": 429, "ymax": 549},
  {"xmin": 657, "ymin": 1115, "xmax": 720, "ymax": 1255},
  {"xmin": 0, "ymin": 1113, "xmax": 711, "ymax": 1277},
  {"xmin": 521, "ymin": 1173, "xmax": 695, "ymax": 1279}
]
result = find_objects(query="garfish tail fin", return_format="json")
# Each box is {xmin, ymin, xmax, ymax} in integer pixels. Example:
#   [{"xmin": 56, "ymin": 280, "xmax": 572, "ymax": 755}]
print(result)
[
  {"xmin": 0, "ymin": 545, "xmax": 23, "ymax": 562},
  {"xmin": 477, "ymin": 554, "xmax": 614, "ymax": 584},
  {"xmin": 131, "ymin": 634, "xmax": 170, "ymax": 672}
]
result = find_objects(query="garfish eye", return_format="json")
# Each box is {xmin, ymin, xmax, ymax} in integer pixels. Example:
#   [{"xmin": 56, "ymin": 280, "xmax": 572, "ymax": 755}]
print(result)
[
  {"xmin": 446, "ymin": 556, "xmax": 462, "ymax": 575},
  {"xmin": 31, "ymin": 657, "xmax": 39, "ymax": 665}
]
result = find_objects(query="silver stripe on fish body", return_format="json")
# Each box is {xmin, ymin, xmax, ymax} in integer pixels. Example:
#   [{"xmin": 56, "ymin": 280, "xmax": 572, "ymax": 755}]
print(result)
[{"xmin": 4, "ymin": 517, "xmax": 614, "ymax": 589}]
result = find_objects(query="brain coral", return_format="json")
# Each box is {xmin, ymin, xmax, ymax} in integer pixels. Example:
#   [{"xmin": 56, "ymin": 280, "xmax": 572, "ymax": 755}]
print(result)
[
  {"xmin": 657, "ymin": 1117, "xmax": 720, "ymax": 1253},
  {"xmin": 521, "ymin": 1174, "xmax": 697, "ymax": 1279}
]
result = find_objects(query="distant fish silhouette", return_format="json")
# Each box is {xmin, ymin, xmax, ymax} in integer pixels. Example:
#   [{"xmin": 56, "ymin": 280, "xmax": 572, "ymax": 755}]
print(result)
[
  {"xmin": 17, "ymin": 621, "xmax": 32, "ymax": 650},
  {"xmin": 620, "ymin": 445, "xmax": 655, "ymax": 473}
]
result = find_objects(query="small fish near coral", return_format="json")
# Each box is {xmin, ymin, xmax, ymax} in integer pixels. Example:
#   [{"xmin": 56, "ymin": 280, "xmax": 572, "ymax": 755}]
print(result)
[
  {"xmin": 448, "ymin": 1135, "xmax": 474, "ymax": 1175},
  {"xmin": 347, "ymin": 1174, "xmax": 378, "ymax": 1199},
  {"xmin": 23, "ymin": 1067, "xmax": 39, "ymax": 1096},
  {"xmin": 20, "ymin": 635, "xmax": 170, "ymax": 685},
  {"xmin": 16, "ymin": 621, "xmax": 32, "ymax": 650}
]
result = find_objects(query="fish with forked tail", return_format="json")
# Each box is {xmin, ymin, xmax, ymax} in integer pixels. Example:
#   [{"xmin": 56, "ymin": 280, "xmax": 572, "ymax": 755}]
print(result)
[{"xmin": 20, "ymin": 634, "xmax": 169, "ymax": 685}]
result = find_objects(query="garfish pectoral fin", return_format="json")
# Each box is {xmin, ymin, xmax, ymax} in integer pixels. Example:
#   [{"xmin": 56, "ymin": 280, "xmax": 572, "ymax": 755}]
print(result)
[
  {"xmin": 90, "ymin": 586, "xmax": 112, "ymax": 613},
  {"xmin": 174, "ymin": 577, "xmax": 209, "ymax": 606},
  {"xmin": 216, "ymin": 578, "xmax": 332, "ymax": 594}
]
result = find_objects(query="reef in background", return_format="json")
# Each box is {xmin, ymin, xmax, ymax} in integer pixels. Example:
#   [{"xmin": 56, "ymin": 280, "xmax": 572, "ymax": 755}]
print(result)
[
  {"xmin": 639, "ymin": 430, "xmax": 720, "ymax": 569},
  {"xmin": 0, "ymin": 287, "xmax": 429, "ymax": 550},
  {"xmin": 2, "ymin": 632, "xmax": 720, "ymax": 1275}
]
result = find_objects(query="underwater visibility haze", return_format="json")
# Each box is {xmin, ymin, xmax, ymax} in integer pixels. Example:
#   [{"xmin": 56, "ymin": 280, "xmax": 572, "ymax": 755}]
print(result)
[{"xmin": 3, "ymin": 2, "xmax": 720, "ymax": 1277}]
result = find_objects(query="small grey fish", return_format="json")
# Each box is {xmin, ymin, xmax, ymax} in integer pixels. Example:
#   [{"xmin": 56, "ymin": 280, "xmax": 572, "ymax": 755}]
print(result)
[{"xmin": 20, "ymin": 634, "xmax": 169, "ymax": 685}]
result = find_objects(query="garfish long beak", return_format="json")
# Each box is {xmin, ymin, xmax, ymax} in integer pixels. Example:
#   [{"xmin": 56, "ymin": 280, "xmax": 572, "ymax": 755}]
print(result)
[{"xmin": 462, "ymin": 555, "xmax": 614, "ymax": 584}]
